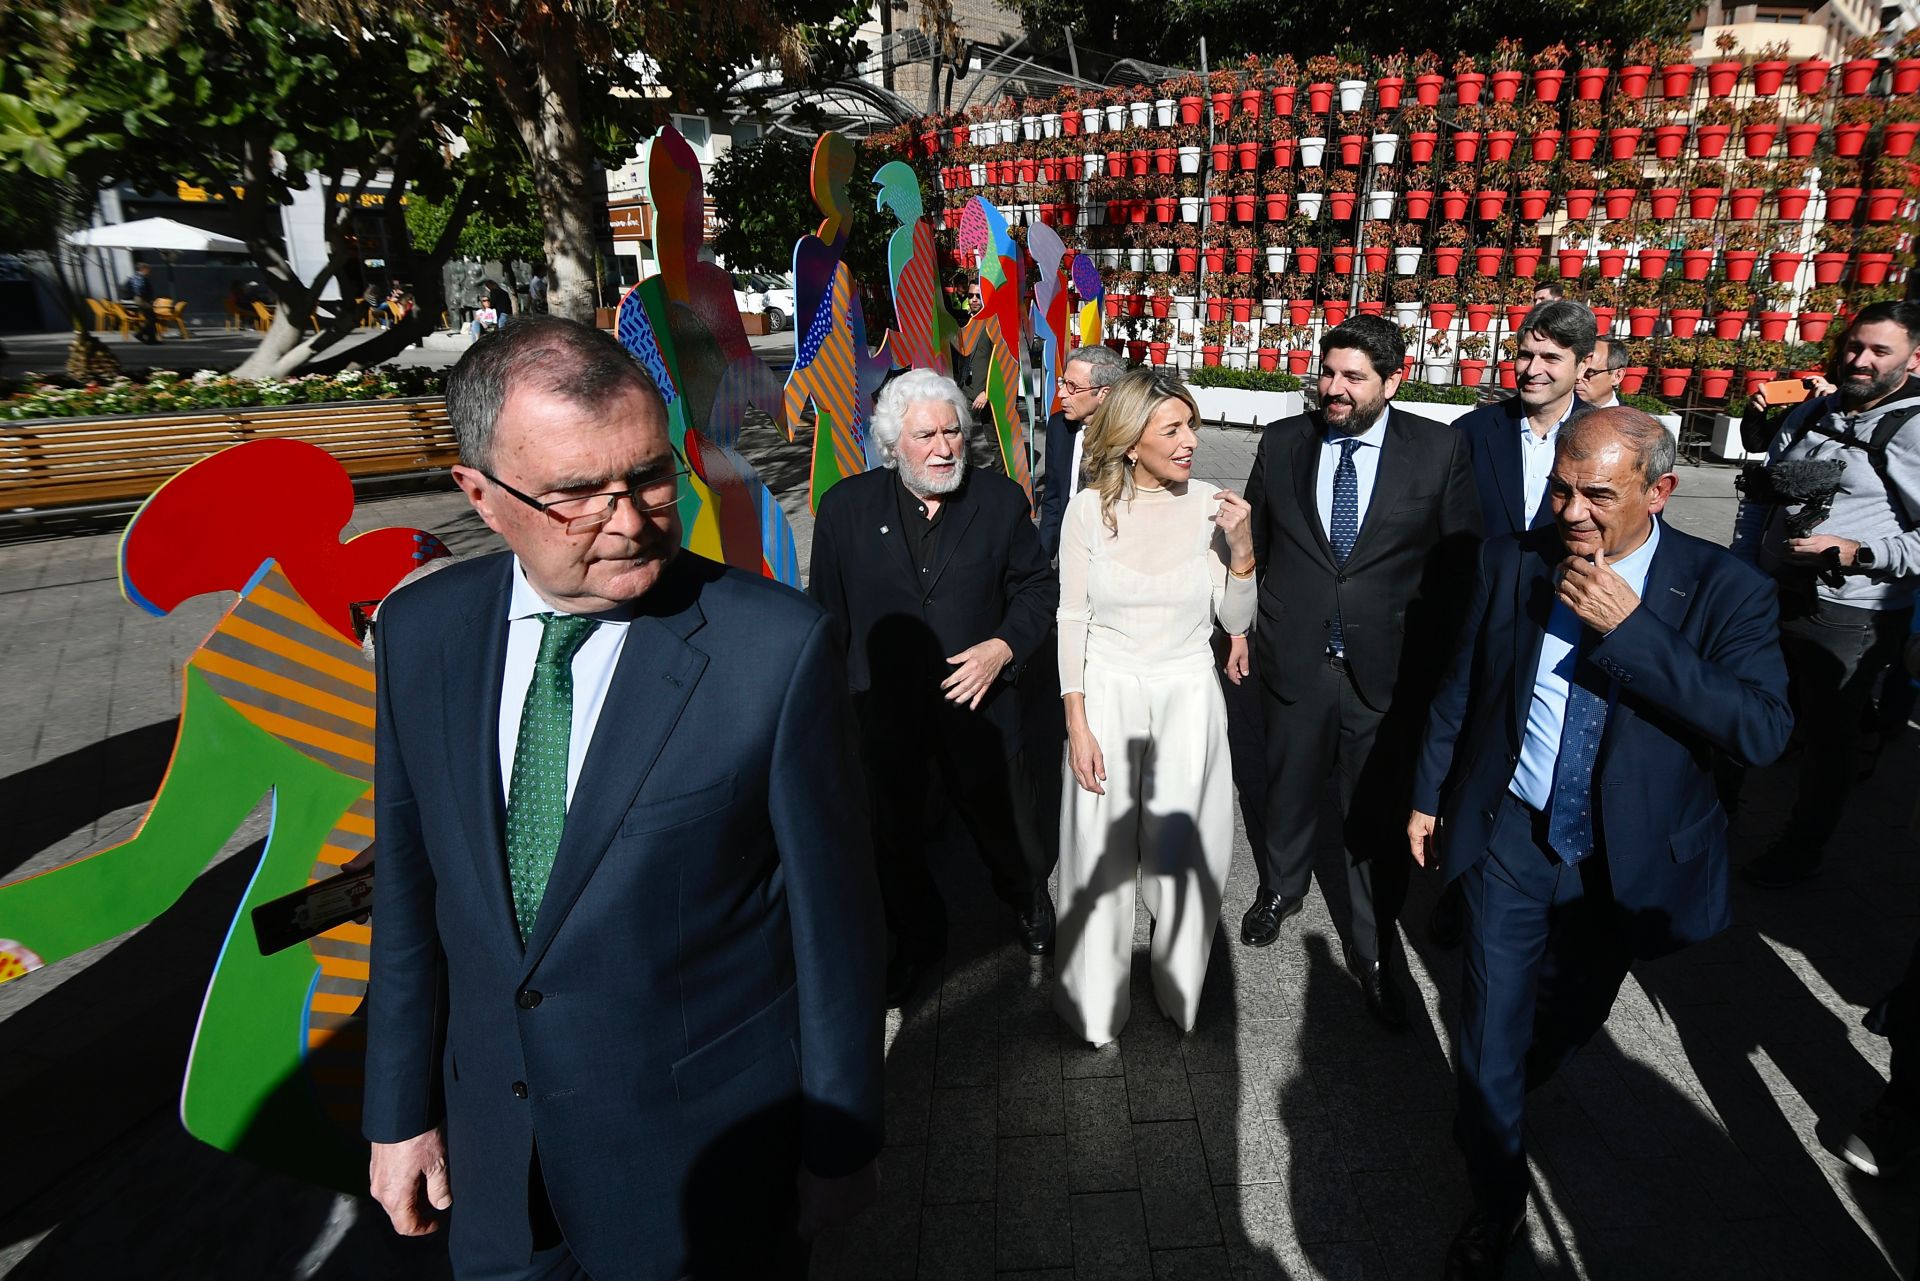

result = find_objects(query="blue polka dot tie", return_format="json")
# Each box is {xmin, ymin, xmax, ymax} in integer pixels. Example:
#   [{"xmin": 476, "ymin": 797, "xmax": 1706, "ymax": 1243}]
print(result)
[
  {"xmin": 506, "ymin": 613, "xmax": 600, "ymax": 942},
  {"xmin": 1546, "ymin": 644, "xmax": 1611, "ymax": 864},
  {"xmin": 1328, "ymin": 437, "xmax": 1361, "ymax": 655}
]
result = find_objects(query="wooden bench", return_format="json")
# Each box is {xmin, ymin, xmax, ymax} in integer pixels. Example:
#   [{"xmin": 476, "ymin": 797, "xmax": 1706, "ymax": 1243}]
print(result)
[{"xmin": 0, "ymin": 397, "xmax": 457, "ymax": 516}]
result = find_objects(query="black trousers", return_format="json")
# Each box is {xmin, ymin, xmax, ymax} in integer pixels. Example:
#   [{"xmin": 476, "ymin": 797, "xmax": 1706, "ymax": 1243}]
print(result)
[
  {"xmin": 1257, "ymin": 654, "xmax": 1417, "ymax": 964},
  {"xmin": 858, "ymin": 704, "xmax": 1047, "ymax": 962},
  {"xmin": 1776, "ymin": 594, "xmax": 1911, "ymax": 854}
]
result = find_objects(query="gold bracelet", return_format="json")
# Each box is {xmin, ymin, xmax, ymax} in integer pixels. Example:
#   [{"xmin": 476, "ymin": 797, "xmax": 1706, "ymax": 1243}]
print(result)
[{"xmin": 1228, "ymin": 563, "xmax": 1255, "ymax": 579}]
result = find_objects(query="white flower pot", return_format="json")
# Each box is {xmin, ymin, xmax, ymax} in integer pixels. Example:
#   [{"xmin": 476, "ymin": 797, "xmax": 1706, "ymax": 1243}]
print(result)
[
  {"xmin": 1175, "ymin": 349, "xmax": 1194, "ymax": 372},
  {"xmin": 1082, "ymin": 202, "xmax": 1104, "ymax": 225},
  {"xmin": 1395, "ymin": 301, "xmax": 1422, "ymax": 324},
  {"xmin": 1001, "ymin": 120, "xmax": 1018, "ymax": 145},
  {"xmin": 1298, "ymin": 136, "xmax": 1327, "ymax": 167},
  {"xmin": 1265, "ymin": 246, "xmax": 1289, "ymax": 272},
  {"xmin": 1175, "ymin": 295, "xmax": 1198, "ymax": 321},
  {"xmin": 1151, "ymin": 247, "xmax": 1174, "ymax": 271},
  {"xmin": 1296, "ymin": 191, "xmax": 1324, "ymax": 218},
  {"xmin": 1338, "ymin": 79, "xmax": 1367, "ymax": 111},
  {"xmin": 1155, "ymin": 99, "xmax": 1176, "ymax": 127},
  {"xmin": 1179, "ymin": 197, "xmax": 1202, "ymax": 222},
  {"xmin": 1082, "ymin": 153, "xmax": 1102, "ymax": 177},
  {"xmin": 1367, "ymin": 190, "xmax": 1395, "ymax": 219},
  {"xmin": 970, "ymin": 163, "xmax": 986, "ymax": 184},
  {"xmin": 1393, "ymin": 246, "xmax": 1423, "ymax": 275},
  {"xmin": 1103, "ymin": 248, "xmax": 1124, "ymax": 268},
  {"xmin": 1082, "ymin": 107, "xmax": 1103, "ymax": 135},
  {"xmin": 1425, "ymin": 361, "xmax": 1456, "ymax": 385},
  {"xmin": 1127, "ymin": 248, "xmax": 1147, "ymax": 270},
  {"xmin": 1370, "ymin": 133, "xmax": 1400, "ymax": 165},
  {"xmin": 1042, "ymin": 112, "xmax": 1060, "ymax": 139},
  {"xmin": 1104, "ymin": 105, "xmax": 1126, "ymax": 130},
  {"xmin": 1262, "ymin": 299, "xmax": 1287, "ymax": 322},
  {"xmin": 1128, "ymin": 101, "xmax": 1152, "ymax": 127},
  {"xmin": 1022, "ymin": 115, "xmax": 1041, "ymax": 141},
  {"xmin": 1178, "ymin": 146, "xmax": 1202, "ymax": 174}
]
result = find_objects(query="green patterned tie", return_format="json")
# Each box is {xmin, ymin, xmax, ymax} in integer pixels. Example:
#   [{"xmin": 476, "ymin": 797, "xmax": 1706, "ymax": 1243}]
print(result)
[{"xmin": 506, "ymin": 612, "xmax": 601, "ymax": 942}]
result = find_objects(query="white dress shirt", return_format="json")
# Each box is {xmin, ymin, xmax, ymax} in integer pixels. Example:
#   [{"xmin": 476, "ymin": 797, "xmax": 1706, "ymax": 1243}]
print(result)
[
  {"xmin": 498, "ymin": 558, "xmax": 632, "ymax": 808},
  {"xmin": 1519, "ymin": 398, "xmax": 1579, "ymax": 527},
  {"xmin": 1315, "ymin": 407, "xmax": 1390, "ymax": 538},
  {"xmin": 1067, "ymin": 428, "xmax": 1086, "ymax": 503},
  {"xmin": 1509, "ymin": 519, "xmax": 1662, "ymax": 809}
]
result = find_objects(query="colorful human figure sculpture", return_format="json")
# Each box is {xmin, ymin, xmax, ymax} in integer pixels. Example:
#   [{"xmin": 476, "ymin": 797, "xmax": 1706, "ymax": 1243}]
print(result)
[
  {"xmin": 632, "ymin": 125, "xmax": 801, "ymax": 587},
  {"xmin": 1027, "ymin": 221, "xmax": 1072, "ymax": 422},
  {"xmin": 874, "ymin": 159, "xmax": 961, "ymax": 376},
  {"xmin": 0, "ymin": 437, "xmax": 447, "ymax": 1192},
  {"xmin": 955, "ymin": 196, "xmax": 1034, "ymax": 501},
  {"xmin": 785, "ymin": 131, "xmax": 893, "ymax": 511},
  {"xmin": 1072, "ymin": 253, "xmax": 1106, "ymax": 352}
]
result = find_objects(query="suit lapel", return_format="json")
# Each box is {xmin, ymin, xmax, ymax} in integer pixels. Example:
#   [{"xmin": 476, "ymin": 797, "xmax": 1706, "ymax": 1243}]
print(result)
[
  {"xmin": 925, "ymin": 487, "xmax": 979, "ymax": 594},
  {"xmin": 1488, "ymin": 405, "xmax": 1528, "ymax": 532},
  {"xmin": 1346, "ymin": 412, "xmax": 1414, "ymax": 564},
  {"xmin": 1597, "ymin": 523, "xmax": 1694, "ymax": 773},
  {"xmin": 1290, "ymin": 419, "xmax": 1336, "ymax": 564},
  {"xmin": 869, "ymin": 474, "xmax": 920, "ymax": 589},
  {"xmin": 520, "ymin": 588, "xmax": 708, "ymax": 974},
  {"xmin": 445, "ymin": 559, "xmax": 520, "ymax": 954}
]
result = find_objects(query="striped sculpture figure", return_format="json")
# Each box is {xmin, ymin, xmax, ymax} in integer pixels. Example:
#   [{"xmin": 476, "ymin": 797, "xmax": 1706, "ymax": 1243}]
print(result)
[
  {"xmin": 875, "ymin": 159, "xmax": 962, "ymax": 376},
  {"xmin": 955, "ymin": 196, "xmax": 1034, "ymax": 502},
  {"xmin": 1027, "ymin": 220, "xmax": 1072, "ymax": 424}
]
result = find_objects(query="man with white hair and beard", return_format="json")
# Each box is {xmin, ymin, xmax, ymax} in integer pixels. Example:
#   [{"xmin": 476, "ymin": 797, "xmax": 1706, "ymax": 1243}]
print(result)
[{"xmin": 810, "ymin": 369, "xmax": 1059, "ymax": 1007}]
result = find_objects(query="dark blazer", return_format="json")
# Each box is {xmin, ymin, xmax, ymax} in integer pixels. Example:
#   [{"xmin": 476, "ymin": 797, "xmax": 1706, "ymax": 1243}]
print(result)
[
  {"xmin": 809, "ymin": 465, "xmax": 1057, "ymax": 756},
  {"xmin": 1245, "ymin": 407, "xmax": 1482, "ymax": 710},
  {"xmin": 365, "ymin": 552, "xmax": 883, "ymax": 1280},
  {"xmin": 1412, "ymin": 524, "xmax": 1792, "ymax": 957},
  {"xmin": 1037, "ymin": 409, "xmax": 1078, "ymax": 558},
  {"xmin": 1455, "ymin": 396, "xmax": 1595, "ymax": 536}
]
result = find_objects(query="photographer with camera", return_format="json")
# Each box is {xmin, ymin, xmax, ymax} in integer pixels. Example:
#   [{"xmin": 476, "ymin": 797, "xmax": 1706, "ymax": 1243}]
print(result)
[{"xmin": 1730, "ymin": 301, "xmax": 1920, "ymax": 887}]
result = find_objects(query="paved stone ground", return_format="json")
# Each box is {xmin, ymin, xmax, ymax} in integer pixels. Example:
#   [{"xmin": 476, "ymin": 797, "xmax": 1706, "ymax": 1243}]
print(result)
[{"xmin": 1, "ymin": 412, "xmax": 1915, "ymax": 1280}]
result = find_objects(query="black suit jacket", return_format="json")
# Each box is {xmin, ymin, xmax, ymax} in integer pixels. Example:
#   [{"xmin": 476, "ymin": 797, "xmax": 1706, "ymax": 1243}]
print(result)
[
  {"xmin": 365, "ymin": 552, "xmax": 883, "ymax": 1279},
  {"xmin": 1037, "ymin": 409, "xmax": 1078, "ymax": 558},
  {"xmin": 1455, "ymin": 396, "xmax": 1595, "ymax": 537},
  {"xmin": 809, "ymin": 466, "xmax": 1056, "ymax": 757},
  {"xmin": 1413, "ymin": 525, "xmax": 1792, "ymax": 957},
  {"xmin": 1245, "ymin": 407, "xmax": 1482, "ymax": 709}
]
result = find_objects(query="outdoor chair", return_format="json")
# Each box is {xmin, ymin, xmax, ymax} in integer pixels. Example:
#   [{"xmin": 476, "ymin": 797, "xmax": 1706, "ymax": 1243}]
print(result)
[
  {"xmin": 250, "ymin": 301, "xmax": 274, "ymax": 333},
  {"xmin": 153, "ymin": 299, "xmax": 191, "ymax": 339},
  {"xmin": 223, "ymin": 298, "xmax": 249, "ymax": 331},
  {"xmin": 103, "ymin": 300, "xmax": 144, "ymax": 337},
  {"xmin": 85, "ymin": 298, "xmax": 128, "ymax": 338}
]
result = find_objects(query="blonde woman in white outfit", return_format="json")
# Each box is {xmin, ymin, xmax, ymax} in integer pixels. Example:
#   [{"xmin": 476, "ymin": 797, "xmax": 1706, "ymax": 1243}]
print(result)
[{"xmin": 1054, "ymin": 369, "xmax": 1256, "ymax": 1045}]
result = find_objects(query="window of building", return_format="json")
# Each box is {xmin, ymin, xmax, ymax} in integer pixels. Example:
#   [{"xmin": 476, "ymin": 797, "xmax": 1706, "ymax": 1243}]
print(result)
[{"xmin": 671, "ymin": 114, "xmax": 711, "ymax": 155}]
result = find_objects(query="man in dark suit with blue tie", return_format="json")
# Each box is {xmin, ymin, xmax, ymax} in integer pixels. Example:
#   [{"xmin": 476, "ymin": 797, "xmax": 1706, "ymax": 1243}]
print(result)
[
  {"xmin": 1408, "ymin": 407, "xmax": 1792, "ymax": 1279},
  {"xmin": 364, "ymin": 318, "xmax": 884, "ymax": 1280},
  {"xmin": 1037, "ymin": 344, "xmax": 1126, "ymax": 558}
]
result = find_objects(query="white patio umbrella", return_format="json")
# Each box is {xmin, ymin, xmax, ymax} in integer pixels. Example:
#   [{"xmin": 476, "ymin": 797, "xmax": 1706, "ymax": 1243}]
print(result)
[{"xmin": 64, "ymin": 217, "xmax": 250, "ymax": 254}]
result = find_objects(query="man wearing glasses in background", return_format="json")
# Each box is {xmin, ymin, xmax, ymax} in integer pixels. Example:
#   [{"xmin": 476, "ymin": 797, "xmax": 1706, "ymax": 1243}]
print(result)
[
  {"xmin": 1037, "ymin": 343, "xmax": 1127, "ymax": 559},
  {"xmin": 364, "ymin": 317, "xmax": 883, "ymax": 1280}
]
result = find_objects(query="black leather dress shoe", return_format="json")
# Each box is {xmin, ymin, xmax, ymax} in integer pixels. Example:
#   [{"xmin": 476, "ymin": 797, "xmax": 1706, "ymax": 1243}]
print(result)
[
  {"xmin": 1443, "ymin": 1208, "xmax": 1523, "ymax": 1281},
  {"xmin": 1240, "ymin": 890, "xmax": 1304, "ymax": 946},
  {"xmin": 1343, "ymin": 943, "xmax": 1408, "ymax": 1032},
  {"xmin": 1016, "ymin": 888, "xmax": 1056, "ymax": 955},
  {"xmin": 1427, "ymin": 880, "xmax": 1468, "ymax": 949}
]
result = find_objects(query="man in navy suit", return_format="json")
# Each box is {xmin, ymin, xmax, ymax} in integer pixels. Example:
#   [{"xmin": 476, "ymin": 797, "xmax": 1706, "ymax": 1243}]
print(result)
[
  {"xmin": 1037, "ymin": 343, "xmax": 1126, "ymax": 558},
  {"xmin": 365, "ymin": 318, "xmax": 884, "ymax": 1280},
  {"xmin": 1408, "ymin": 408, "xmax": 1791, "ymax": 1279}
]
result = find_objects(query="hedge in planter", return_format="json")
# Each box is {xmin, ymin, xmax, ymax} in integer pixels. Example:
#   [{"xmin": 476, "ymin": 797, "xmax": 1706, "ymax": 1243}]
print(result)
[{"xmin": 1, "ymin": 368, "xmax": 448, "ymax": 421}]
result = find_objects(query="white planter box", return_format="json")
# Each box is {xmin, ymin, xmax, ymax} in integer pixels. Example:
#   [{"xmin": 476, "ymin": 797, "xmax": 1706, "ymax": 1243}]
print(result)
[
  {"xmin": 1082, "ymin": 153, "xmax": 1102, "ymax": 176},
  {"xmin": 1082, "ymin": 108, "xmax": 1102, "ymax": 135},
  {"xmin": 1711, "ymin": 413, "xmax": 1758, "ymax": 459},
  {"xmin": 1155, "ymin": 99, "xmax": 1176, "ymax": 127},
  {"xmin": 1423, "ymin": 363, "xmax": 1456, "ymax": 386},
  {"xmin": 1367, "ymin": 191, "xmax": 1395, "ymax": 219},
  {"xmin": 1394, "ymin": 247, "xmax": 1422, "ymax": 275},
  {"xmin": 970, "ymin": 163, "xmax": 986, "ymax": 184},
  {"xmin": 1178, "ymin": 146, "xmax": 1202, "ymax": 174},
  {"xmin": 1296, "ymin": 191, "xmax": 1324, "ymax": 218},
  {"xmin": 1192, "ymin": 385, "xmax": 1306, "ymax": 427},
  {"xmin": 1180, "ymin": 197, "xmax": 1202, "ymax": 222},
  {"xmin": 1174, "ymin": 296, "xmax": 1198, "ymax": 321},
  {"xmin": 1022, "ymin": 115, "xmax": 1041, "ymax": 141},
  {"xmin": 1262, "ymin": 299, "xmax": 1287, "ymax": 322},
  {"xmin": 1150, "ymin": 247, "xmax": 1174, "ymax": 270},
  {"xmin": 1129, "ymin": 101, "xmax": 1152, "ymax": 127},
  {"xmin": 1127, "ymin": 248, "xmax": 1147, "ymax": 270},
  {"xmin": 1298, "ymin": 137, "xmax": 1327, "ymax": 167},
  {"xmin": 1104, "ymin": 105, "xmax": 1126, "ymax": 130},
  {"xmin": 1042, "ymin": 112, "xmax": 1060, "ymax": 138},
  {"xmin": 1265, "ymin": 246, "xmax": 1290, "ymax": 272},
  {"xmin": 1371, "ymin": 133, "xmax": 1400, "ymax": 165},
  {"xmin": 1394, "ymin": 301, "xmax": 1423, "ymax": 324},
  {"xmin": 1405, "ymin": 401, "xmax": 1476, "ymax": 423},
  {"xmin": 1338, "ymin": 79, "xmax": 1367, "ymax": 111}
]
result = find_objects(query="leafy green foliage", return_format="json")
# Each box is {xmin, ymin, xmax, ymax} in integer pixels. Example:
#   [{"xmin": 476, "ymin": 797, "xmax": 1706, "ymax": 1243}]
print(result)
[
  {"xmin": 2, "ymin": 367, "xmax": 446, "ymax": 419},
  {"xmin": 707, "ymin": 132, "xmax": 893, "ymax": 309},
  {"xmin": 1394, "ymin": 380, "xmax": 1481, "ymax": 404},
  {"xmin": 1185, "ymin": 364, "xmax": 1302, "ymax": 392}
]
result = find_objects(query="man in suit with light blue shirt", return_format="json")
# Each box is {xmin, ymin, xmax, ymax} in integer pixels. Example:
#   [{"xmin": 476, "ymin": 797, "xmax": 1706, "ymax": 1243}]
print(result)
[{"xmin": 1407, "ymin": 407, "xmax": 1792, "ymax": 1279}]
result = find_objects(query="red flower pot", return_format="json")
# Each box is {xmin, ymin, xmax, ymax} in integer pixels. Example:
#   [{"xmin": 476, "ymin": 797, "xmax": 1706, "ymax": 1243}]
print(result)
[
  {"xmin": 1743, "ymin": 124, "xmax": 1779, "ymax": 158},
  {"xmin": 1649, "ymin": 124, "xmax": 1686, "ymax": 160},
  {"xmin": 1176, "ymin": 247, "xmax": 1199, "ymax": 272},
  {"xmin": 1287, "ymin": 348, "xmax": 1312, "ymax": 374},
  {"xmin": 1149, "ymin": 294, "xmax": 1171, "ymax": 318},
  {"xmin": 1857, "ymin": 253, "xmax": 1897, "ymax": 285},
  {"xmin": 1530, "ymin": 129, "xmax": 1562, "ymax": 161},
  {"xmin": 1687, "ymin": 187, "xmax": 1723, "ymax": 218},
  {"xmin": 1207, "ymin": 194, "xmax": 1228, "ymax": 221},
  {"xmin": 1834, "ymin": 123, "xmax": 1870, "ymax": 157},
  {"xmin": 1415, "ymin": 74, "xmax": 1446, "ymax": 106},
  {"xmin": 1490, "ymin": 69, "xmax": 1523, "ymax": 102},
  {"xmin": 1294, "ymin": 247, "xmax": 1321, "ymax": 274},
  {"xmin": 1235, "ymin": 246, "xmax": 1257, "ymax": 272},
  {"xmin": 1661, "ymin": 64, "xmax": 1697, "ymax": 98},
  {"xmin": 1597, "ymin": 248, "xmax": 1629, "ymax": 278},
  {"xmin": 1659, "ymin": 367, "xmax": 1692, "ymax": 397},
  {"xmin": 1700, "ymin": 368, "xmax": 1734, "ymax": 399},
  {"xmin": 1404, "ymin": 190, "xmax": 1435, "ymax": 219},
  {"xmin": 1289, "ymin": 299, "xmax": 1314, "ymax": 326},
  {"xmin": 1564, "ymin": 189, "xmax": 1596, "ymax": 220},
  {"xmin": 1151, "ymin": 342, "xmax": 1172, "ymax": 364},
  {"xmin": 1777, "ymin": 188, "xmax": 1812, "ymax": 219},
  {"xmin": 1826, "ymin": 188, "xmax": 1862, "ymax": 221},
  {"xmin": 1475, "ymin": 245, "xmax": 1506, "ymax": 274},
  {"xmin": 1782, "ymin": 123, "xmax": 1821, "ymax": 158},
  {"xmin": 1359, "ymin": 300, "xmax": 1387, "ymax": 317},
  {"xmin": 1476, "ymin": 189, "xmax": 1508, "ymax": 219},
  {"xmin": 1202, "ymin": 344, "xmax": 1223, "ymax": 367},
  {"xmin": 1231, "ymin": 298, "xmax": 1255, "ymax": 322},
  {"xmin": 1328, "ymin": 192, "xmax": 1356, "ymax": 220},
  {"xmin": 1428, "ymin": 303, "xmax": 1458, "ymax": 329},
  {"xmin": 1557, "ymin": 247, "xmax": 1587, "ymax": 277},
  {"xmin": 1758, "ymin": 312, "xmax": 1792, "ymax": 341},
  {"xmin": 1576, "ymin": 66, "xmax": 1609, "ymax": 100},
  {"xmin": 1506, "ymin": 304, "xmax": 1533, "ymax": 331},
  {"xmin": 1518, "ymin": 189, "xmax": 1552, "ymax": 219},
  {"xmin": 1712, "ymin": 310, "xmax": 1748, "ymax": 339},
  {"xmin": 1264, "ymin": 193, "xmax": 1290, "ymax": 220},
  {"xmin": 1866, "ymin": 189, "xmax": 1907, "ymax": 222},
  {"xmin": 1895, "ymin": 59, "xmax": 1920, "ymax": 94},
  {"xmin": 1105, "ymin": 295, "xmax": 1124, "ymax": 319},
  {"xmin": 1466, "ymin": 303, "xmax": 1496, "ymax": 331},
  {"xmin": 1884, "ymin": 122, "xmax": 1920, "ymax": 158},
  {"xmin": 1618, "ymin": 64, "xmax": 1653, "ymax": 96},
  {"xmin": 1458, "ymin": 359, "xmax": 1488, "ymax": 387},
  {"xmin": 1322, "ymin": 300, "xmax": 1350, "ymax": 325},
  {"xmin": 1628, "ymin": 306, "xmax": 1660, "ymax": 336},
  {"xmin": 1237, "ymin": 141, "xmax": 1260, "ymax": 171},
  {"xmin": 1153, "ymin": 196, "xmax": 1176, "ymax": 223},
  {"xmin": 1568, "ymin": 128, "xmax": 1601, "ymax": 161},
  {"xmin": 1105, "ymin": 152, "xmax": 1126, "ymax": 178},
  {"xmin": 1603, "ymin": 188, "xmax": 1636, "ymax": 219},
  {"xmin": 1769, "ymin": 252, "xmax": 1805, "ymax": 283},
  {"xmin": 1729, "ymin": 188, "xmax": 1763, "ymax": 219},
  {"xmin": 1271, "ymin": 138, "xmax": 1298, "ymax": 167},
  {"xmin": 1129, "ymin": 199, "xmax": 1150, "ymax": 224},
  {"xmin": 1204, "ymin": 246, "xmax": 1227, "ymax": 271},
  {"xmin": 1840, "ymin": 58, "xmax": 1878, "ymax": 95},
  {"xmin": 1440, "ymin": 190, "xmax": 1470, "ymax": 219},
  {"xmin": 1608, "ymin": 127, "xmax": 1642, "ymax": 160},
  {"xmin": 1306, "ymin": 82, "xmax": 1334, "ymax": 113},
  {"xmin": 1620, "ymin": 367, "xmax": 1648, "ymax": 395},
  {"xmin": 1669, "ymin": 308, "xmax": 1703, "ymax": 337},
  {"xmin": 1376, "ymin": 76, "xmax": 1405, "ymax": 109},
  {"xmin": 1154, "ymin": 148, "xmax": 1176, "ymax": 175},
  {"xmin": 1512, "ymin": 246, "xmax": 1542, "ymax": 277},
  {"xmin": 1799, "ymin": 312, "xmax": 1834, "ymax": 341},
  {"xmin": 1271, "ymin": 85, "xmax": 1297, "ymax": 116},
  {"xmin": 1813, "ymin": 251, "xmax": 1848, "ymax": 283},
  {"xmin": 1495, "ymin": 359, "xmax": 1516, "ymax": 390},
  {"xmin": 951, "ymin": 123, "xmax": 970, "ymax": 147},
  {"xmin": 1339, "ymin": 134, "xmax": 1365, "ymax": 165},
  {"xmin": 1724, "ymin": 250, "xmax": 1758, "ymax": 282},
  {"xmin": 1364, "ymin": 245, "xmax": 1390, "ymax": 274},
  {"xmin": 1533, "ymin": 68, "xmax": 1567, "ymax": 101},
  {"xmin": 1408, "ymin": 132, "xmax": 1438, "ymax": 164},
  {"xmin": 1239, "ymin": 89, "xmax": 1263, "ymax": 120},
  {"xmin": 1452, "ymin": 131, "xmax": 1482, "ymax": 163},
  {"xmin": 1695, "ymin": 124, "xmax": 1731, "ymax": 159},
  {"xmin": 1705, "ymin": 60, "xmax": 1742, "ymax": 95},
  {"xmin": 1752, "ymin": 60, "xmax": 1789, "ymax": 95},
  {"xmin": 1648, "ymin": 187, "xmax": 1682, "ymax": 219},
  {"xmin": 1795, "ymin": 59, "xmax": 1831, "ymax": 94},
  {"xmin": 1330, "ymin": 245, "xmax": 1355, "ymax": 274},
  {"xmin": 1434, "ymin": 246, "xmax": 1465, "ymax": 277},
  {"xmin": 1455, "ymin": 72, "xmax": 1486, "ymax": 105},
  {"xmin": 1486, "ymin": 130, "xmax": 1518, "ymax": 162},
  {"xmin": 1178, "ymin": 95, "xmax": 1205, "ymax": 125},
  {"xmin": 1638, "ymin": 248, "xmax": 1671, "ymax": 279},
  {"xmin": 1128, "ymin": 150, "xmax": 1149, "ymax": 177},
  {"xmin": 1125, "ymin": 340, "xmax": 1148, "ymax": 362},
  {"xmin": 1211, "ymin": 91, "xmax": 1234, "ymax": 122}
]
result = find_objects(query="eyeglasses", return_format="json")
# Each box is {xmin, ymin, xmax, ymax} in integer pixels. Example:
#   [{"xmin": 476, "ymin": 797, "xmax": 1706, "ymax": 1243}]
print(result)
[
  {"xmin": 483, "ymin": 467, "xmax": 688, "ymax": 534},
  {"xmin": 1059, "ymin": 379, "xmax": 1107, "ymax": 397}
]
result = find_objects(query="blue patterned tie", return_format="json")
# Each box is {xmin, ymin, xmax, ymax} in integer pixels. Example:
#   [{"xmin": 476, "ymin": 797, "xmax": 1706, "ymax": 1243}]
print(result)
[
  {"xmin": 1328, "ymin": 437, "xmax": 1361, "ymax": 655},
  {"xmin": 1546, "ymin": 642, "xmax": 1610, "ymax": 863},
  {"xmin": 506, "ymin": 613, "xmax": 601, "ymax": 942}
]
